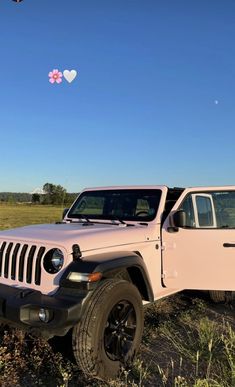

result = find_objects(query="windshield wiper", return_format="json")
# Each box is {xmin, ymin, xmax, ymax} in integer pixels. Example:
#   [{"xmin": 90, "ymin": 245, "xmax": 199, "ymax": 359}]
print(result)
[
  {"xmin": 110, "ymin": 217, "xmax": 136, "ymax": 226},
  {"xmin": 66, "ymin": 216, "xmax": 135, "ymax": 227},
  {"xmin": 67, "ymin": 215, "xmax": 93, "ymax": 224},
  {"xmin": 87, "ymin": 218, "xmax": 129, "ymax": 226},
  {"xmin": 111, "ymin": 217, "xmax": 126, "ymax": 225}
]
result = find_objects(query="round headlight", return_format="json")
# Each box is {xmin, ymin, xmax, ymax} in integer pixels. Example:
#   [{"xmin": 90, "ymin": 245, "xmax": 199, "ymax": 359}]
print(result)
[
  {"xmin": 51, "ymin": 249, "xmax": 64, "ymax": 270},
  {"xmin": 43, "ymin": 248, "xmax": 64, "ymax": 274}
]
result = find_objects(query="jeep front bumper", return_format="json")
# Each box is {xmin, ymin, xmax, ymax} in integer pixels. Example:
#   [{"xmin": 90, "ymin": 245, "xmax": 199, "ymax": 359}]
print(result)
[{"xmin": 0, "ymin": 283, "xmax": 88, "ymax": 338}]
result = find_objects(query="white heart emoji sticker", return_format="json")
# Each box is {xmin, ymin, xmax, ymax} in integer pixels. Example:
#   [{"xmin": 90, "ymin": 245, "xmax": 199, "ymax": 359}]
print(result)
[{"xmin": 63, "ymin": 70, "xmax": 77, "ymax": 83}]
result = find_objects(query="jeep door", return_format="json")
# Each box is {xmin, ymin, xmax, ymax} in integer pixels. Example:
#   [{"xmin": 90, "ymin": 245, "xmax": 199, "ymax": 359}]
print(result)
[{"xmin": 162, "ymin": 188, "xmax": 235, "ymax": 290}]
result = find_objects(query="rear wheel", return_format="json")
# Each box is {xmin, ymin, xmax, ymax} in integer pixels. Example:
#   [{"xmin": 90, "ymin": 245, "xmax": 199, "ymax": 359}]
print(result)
[
  {"xmin": 209, "ymin": 290, "xmax": 235, "ymax": 303},
  {"xmin": 72, "ymin": 279, "xmax": 144, "ymax": 380},
  {"xmin": 209, "ymin": 290, "xmax": 226, "ymax": 303}
]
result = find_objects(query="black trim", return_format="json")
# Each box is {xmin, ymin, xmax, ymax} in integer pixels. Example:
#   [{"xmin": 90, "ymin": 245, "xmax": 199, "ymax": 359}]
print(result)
[
  {"xmin": 19, "ymin": 245, "xmax": 28, "ymax": 282},
  {"xmin": 0, "ymin": 282, "xmax": 90, "ymax": 338},
  {"xmin": 4, "ymin": 243, "xmax": 13, "ymax": 278},
  {"xmin": 60, "ymin": 251, "xmax": 154, "ymax": 302},
  {"xmin": 11, "ymin": 243, "xmax": 20, "ymax": 280},
  {"xmin": 35, "ymin": 247, "xmax": 46, "ymax": 285},
  {"xmin": 0, "ymin": 242, "xmax": 6, "ymax": 276},
  {"xmin": 223, "ymin": 243, "xmax": 235, "ymax": 248},
  {"xmin": 26, "ymin": 246, "xmax": 37, "ymax": 283}
]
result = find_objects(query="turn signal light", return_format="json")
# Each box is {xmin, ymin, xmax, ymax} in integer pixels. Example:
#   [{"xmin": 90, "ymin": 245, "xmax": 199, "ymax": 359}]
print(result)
[{"xmin": 68, "ymin": 272, "xmax": 102, "ymax": 282}]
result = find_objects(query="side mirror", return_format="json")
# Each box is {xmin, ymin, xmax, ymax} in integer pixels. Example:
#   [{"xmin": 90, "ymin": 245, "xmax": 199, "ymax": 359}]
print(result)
[
  {"xmin": 62, "ymin": 208, "xmax": 69, "ymax": 219},
  {"xmin": 173, "ymin": 210, "xmax": 186, "ymax": 228}
]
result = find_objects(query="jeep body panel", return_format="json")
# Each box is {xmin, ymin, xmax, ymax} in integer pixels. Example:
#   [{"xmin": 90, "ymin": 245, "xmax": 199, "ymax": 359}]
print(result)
[
  {"xmin": 0, "ymin": 186, "xmax": 172, "ymax": 299},
  {"xmin": 1, "ymin": 183, "xmax": 235, "ymax": 339},
  {"xmin": 0, "ymin": 222, "xmax": 163, "ymax": 297},
  {"xmin": 162, "ymin": 186, "xmax": 235, "ymax": 290},
  {"xmin": 2, "ymin": 183, "xmax": 235, "ymax": 377}
]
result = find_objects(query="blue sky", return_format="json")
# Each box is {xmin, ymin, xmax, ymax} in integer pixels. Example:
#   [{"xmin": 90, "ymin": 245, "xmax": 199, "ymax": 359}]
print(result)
[{"xmin": 0, "ymin": 0, "xmax": 235, "ymax": 192}]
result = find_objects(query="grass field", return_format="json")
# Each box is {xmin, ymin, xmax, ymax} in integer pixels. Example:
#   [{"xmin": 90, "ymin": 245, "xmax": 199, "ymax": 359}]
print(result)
[
  {"xmin": 0, "ymin": 203, "xmax": 63, "ymax": 230},
  {"xmin": 0, "ymin": 205, "xmax": 234, "ymax": 386}
]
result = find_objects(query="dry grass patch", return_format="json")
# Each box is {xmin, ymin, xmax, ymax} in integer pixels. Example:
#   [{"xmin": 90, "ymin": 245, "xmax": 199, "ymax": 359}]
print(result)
[{"xmin": 0, "ymin": 204, "xmax": 62, "ymax": 230}]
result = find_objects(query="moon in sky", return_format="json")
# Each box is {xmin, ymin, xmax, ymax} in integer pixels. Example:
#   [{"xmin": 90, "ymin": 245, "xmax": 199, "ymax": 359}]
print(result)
[{"xmin": 214, "ymin": 100, "xmax": 219, "ymax": 105}]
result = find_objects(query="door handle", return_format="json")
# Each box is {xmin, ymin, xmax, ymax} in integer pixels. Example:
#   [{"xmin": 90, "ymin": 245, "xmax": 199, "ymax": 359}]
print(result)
[{"xmin": 223, "ymin": 243, "xmax": 235, "ymax": 248}]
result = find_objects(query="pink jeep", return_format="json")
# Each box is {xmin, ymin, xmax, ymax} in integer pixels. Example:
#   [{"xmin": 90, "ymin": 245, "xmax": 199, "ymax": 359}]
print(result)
[{"xmin": 0, "ymin": 185, "xmax": 233, "ymax": 379}]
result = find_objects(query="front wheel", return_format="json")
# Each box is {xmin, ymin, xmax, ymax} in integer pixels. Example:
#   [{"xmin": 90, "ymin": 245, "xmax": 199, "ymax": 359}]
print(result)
[{"xmin": 72, "ymin": 279, "xmax": 144, "ymax": 380}]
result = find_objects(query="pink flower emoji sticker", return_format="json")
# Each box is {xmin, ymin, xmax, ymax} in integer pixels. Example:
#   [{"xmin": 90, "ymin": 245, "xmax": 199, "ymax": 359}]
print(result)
[{"xmin": 48, "ymin": 69, "xmax": 63, "ymax": 84}]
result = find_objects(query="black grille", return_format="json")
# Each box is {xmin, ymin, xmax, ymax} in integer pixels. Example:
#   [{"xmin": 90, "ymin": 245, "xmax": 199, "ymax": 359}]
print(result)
[
  {"xmin": 11, "ymin": 243, "xmax": 20, "ymax": 280},
  {"xmin": 35, "ymin": 247, "xmax": 46, "ymax": 285},
  {"xmin": 4, "ymin": 243, "xmax": 13, "ymax": 278},
  {"xmin": 18, "ymin": 244, "xmax": 28, "ymax": 282},
  {"xmin": 0, "ymin": 242, "xmax": 6, "ymax": 276},
  {"xmin": 0, "ymin": 241, "xmax": 46, "ymax": 285}
]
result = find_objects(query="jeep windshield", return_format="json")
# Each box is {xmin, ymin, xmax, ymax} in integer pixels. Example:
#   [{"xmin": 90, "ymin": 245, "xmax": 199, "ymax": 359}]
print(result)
[{"xmin": 67, "ymin": 189, "xmax": 162, "ymax": 222}]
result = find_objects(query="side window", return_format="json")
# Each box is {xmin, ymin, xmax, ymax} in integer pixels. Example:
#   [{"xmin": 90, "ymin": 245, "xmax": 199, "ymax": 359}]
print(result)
[
  {"xmin": 196, "ymin": 196, "xmax": 213, "ymax": 227},
  {"xmin": 179, "ymin": 195, "xmax": 196, "ymax": 227},
  {"xmin": 213, "ymin": 191, "xmax": 235, "ymax": 228},
  {"xmin": 179, "ymin": 191, "xmax": 235, "ymax": 229}
]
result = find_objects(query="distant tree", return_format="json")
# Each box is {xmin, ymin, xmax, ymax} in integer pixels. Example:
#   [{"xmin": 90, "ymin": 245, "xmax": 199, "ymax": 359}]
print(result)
[
  {"xmin": 64, "ymin": 192, "xmax": 79, "ymax": 206},
  {"xmin": 7, "ymin": 195, "xmax": 15, "ymax": 205},
  {"xmin": 0, "ymin": 192, "xmax": 31, "ymax": 202},
  {"xmin": 0, "ymin": 187, "xmax": 77, "ymax": 205},
  {"xmin": 32, "ymin": 193, "xmax": 40, "ymax": 204},
  {"xmin": 42, "ymin": 183, "xmax": 55, "ymax": 204},
  {"xmin": 42, "ymin": 183, "xmax": 67, "ymax": 205},
  {"xmin": 43, "ymin": 183, "xmax": 54, "ymax": 196}
]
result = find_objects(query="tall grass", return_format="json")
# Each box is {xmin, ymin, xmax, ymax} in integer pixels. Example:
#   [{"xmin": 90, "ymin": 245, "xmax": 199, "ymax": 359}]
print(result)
[
  {"xmin": 0, "ymin": 204, "xmax": 62, "ymax": 230},
  {"xmin": 143, "ymin": 298, "xmax": 235, "ymax": 387}
]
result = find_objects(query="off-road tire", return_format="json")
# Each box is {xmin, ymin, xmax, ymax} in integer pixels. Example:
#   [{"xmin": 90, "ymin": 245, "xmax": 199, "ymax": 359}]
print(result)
[
  {"xmin": 72, "ymin": 279, "xmax": 144, "ymax": 380},
  {"xmin": 209, "ymin": 290, "xmax": 226, "ymax": 303}
]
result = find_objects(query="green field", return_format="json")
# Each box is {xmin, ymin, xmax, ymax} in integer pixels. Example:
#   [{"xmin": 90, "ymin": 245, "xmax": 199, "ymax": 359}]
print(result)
[
  {"xmin": 0, "ymin": 205, "xmax": 235, "ymax": 386},
  {"xmin": 0, "ymin": 204, "xmax": 63, "ymax": 230}
]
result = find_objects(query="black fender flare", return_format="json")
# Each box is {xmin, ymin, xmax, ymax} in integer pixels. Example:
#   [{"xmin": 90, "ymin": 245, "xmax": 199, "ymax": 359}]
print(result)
[{"xmin": 60, "ymin": 251, "xmax": 154, "ymax": 302}]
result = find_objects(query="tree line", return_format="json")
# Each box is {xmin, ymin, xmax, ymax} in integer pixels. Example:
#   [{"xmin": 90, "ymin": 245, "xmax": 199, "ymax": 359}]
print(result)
[{"xmin": 0, "ymin": 183, "xmax": 79, "ymax": 206}]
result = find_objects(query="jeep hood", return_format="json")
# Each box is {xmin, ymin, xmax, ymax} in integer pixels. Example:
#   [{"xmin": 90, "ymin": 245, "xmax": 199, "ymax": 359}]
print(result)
[{"xmin": 0, "ymin": 222, "xmax": 155, "ymax": 254}]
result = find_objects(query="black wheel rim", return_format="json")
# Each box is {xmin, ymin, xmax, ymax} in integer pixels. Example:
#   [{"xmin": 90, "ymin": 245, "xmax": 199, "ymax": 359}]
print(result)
[{"xmin": 104, "ymin": 300, "xmax": 137, "ymax": 361}]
